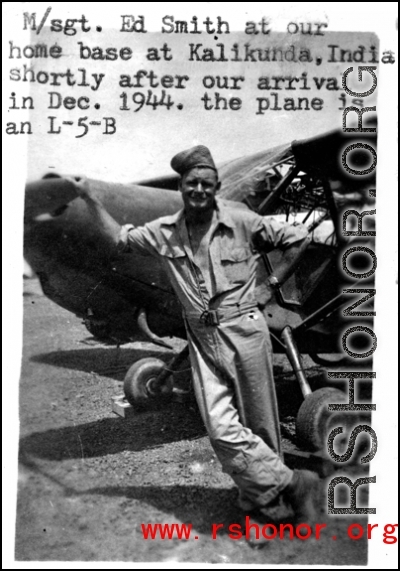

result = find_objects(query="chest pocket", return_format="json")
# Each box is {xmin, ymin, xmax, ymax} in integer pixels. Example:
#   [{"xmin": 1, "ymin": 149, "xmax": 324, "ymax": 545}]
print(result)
[{"xmin": 220, "ymin": 246, "xmax": 253, "ymax": 285}]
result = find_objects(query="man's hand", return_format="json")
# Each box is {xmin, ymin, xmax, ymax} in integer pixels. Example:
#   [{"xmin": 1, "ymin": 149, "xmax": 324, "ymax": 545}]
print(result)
[
  {"xmin": 65, "ymin": 175, "xmax": 97, "ymax": 202},
  {"xmin": 64, "ymin": 175, "xmax": 122, "ymax": 248}
]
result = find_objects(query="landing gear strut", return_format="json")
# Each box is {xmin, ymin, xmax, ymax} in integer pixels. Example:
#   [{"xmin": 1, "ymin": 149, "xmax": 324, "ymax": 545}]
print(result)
[{"xmin": 281, "ymin": 326, "xmax": 346, "ymax": 451}]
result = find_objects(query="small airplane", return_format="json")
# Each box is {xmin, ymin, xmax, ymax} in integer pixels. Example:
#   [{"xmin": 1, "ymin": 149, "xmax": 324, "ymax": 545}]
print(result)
[{"xmin": 24, "ymin": 129, "xmax": 376, "ymax": 452}]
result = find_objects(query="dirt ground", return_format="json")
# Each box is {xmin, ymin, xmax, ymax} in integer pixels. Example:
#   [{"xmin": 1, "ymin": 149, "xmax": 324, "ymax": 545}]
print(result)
[{"xmin": 15, "ymin": 278, "xmax": 370, "ymax": 564}]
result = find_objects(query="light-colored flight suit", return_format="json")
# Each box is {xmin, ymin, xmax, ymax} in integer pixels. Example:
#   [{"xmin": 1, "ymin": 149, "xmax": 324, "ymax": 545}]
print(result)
[{"xmin": 118, "ymin": 199, "xmax": 308, "ymax": 510}]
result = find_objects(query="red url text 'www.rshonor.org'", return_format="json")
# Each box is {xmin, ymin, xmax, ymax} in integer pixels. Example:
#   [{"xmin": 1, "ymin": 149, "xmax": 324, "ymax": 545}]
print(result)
[{"xmin": 141, "ymin": 520, "xmax": 398, "ymax": 543}]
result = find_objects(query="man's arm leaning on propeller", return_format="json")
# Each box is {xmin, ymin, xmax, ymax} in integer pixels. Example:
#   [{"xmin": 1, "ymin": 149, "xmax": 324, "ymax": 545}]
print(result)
[{"xmin": 67, "ymin": 176, "xmax": 122, "ymax": 249}]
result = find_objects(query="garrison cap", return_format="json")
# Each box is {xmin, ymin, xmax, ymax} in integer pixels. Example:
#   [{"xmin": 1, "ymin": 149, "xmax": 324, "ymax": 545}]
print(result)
[{"xmin": 171, "ymin": 145, "xmax": 217, "ymax": 176}]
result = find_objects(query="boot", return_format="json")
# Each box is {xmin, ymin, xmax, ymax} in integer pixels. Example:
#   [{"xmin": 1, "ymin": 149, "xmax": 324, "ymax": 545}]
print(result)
[
  {"xmin": 283, "ymin": 469, "xmax": 319, "ymax": 525},
  {"xmin": 242, "ymin": 495, "xmax": 293, "ymax": 547}
]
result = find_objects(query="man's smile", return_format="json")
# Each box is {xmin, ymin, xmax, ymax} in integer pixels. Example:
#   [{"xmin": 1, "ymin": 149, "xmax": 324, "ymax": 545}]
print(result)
[{"xmin": 179, "ymin": 167, "xmax": 221, "ymax": 213}]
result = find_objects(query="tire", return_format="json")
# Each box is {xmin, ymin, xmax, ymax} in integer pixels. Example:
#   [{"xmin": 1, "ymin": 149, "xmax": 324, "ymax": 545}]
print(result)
[
  {"xmin": 296, "ymin": 387, "xmax": 347, "ymax": 451},
  {"xmin": 309, "ymin": 353, "xmax": 356, "ymax": 369},
  {"xmin": 123, "ymin": 358, "xmax": 173, "ymax": 408}
]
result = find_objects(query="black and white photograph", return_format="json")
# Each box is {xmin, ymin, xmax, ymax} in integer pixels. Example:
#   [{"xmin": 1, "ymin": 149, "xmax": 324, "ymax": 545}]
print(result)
[{"xmin": 3, "ymin": 2, "xmax": 398, "ymax": 567}]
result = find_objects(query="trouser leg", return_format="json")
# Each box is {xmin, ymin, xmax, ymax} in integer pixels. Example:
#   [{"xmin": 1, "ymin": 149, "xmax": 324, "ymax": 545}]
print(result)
[
  {"xmin": 218, "ymin": 310, "xmax": 283, "ymax": 456},
  {"xmin": 186, "ymin": 323, "xmax": 293, "ymax": 509}
]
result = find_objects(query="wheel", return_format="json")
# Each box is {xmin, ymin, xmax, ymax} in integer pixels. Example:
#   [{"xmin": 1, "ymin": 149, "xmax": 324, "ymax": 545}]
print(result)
[
  {"xmin": 123, "ymin": 358, "xmax": 173, "ymax": 408},
  {"xmin": 296, "ymin": 387, "xmax": 347, "ymax": 451}
]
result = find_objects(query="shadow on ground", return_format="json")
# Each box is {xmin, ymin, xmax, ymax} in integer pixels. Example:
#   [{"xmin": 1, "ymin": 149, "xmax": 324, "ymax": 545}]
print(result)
[
  {"xmin": 19, "ymin": 403, "xmax": 207, "ymax": 461},
  {"xmin": 31, "ymin": 346, "xmax": 176, "ymax": 380},
  {"xmin": 71, "ymin": 484, "xmax": 244, "ymax": 534}
]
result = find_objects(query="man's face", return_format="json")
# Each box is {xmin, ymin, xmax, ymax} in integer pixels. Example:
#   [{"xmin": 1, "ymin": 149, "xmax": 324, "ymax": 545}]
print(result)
[{"xmin": 180, "ymin": 167, "xmax": 220, "ymax": 213}]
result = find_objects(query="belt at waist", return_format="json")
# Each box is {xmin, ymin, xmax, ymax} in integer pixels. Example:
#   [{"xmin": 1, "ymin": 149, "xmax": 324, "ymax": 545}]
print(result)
[{"xmin": 184, "ymin": 302, "xmax": 258, "ymax": 326}]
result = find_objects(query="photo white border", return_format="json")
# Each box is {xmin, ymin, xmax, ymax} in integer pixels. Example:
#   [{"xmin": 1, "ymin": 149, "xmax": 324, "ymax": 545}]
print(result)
[{"xmin": 3, "ymin": 3, "xmax": 398, "ymax": 568}]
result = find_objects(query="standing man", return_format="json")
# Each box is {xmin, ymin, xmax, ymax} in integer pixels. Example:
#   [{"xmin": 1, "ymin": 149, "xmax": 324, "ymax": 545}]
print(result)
[{"xmin": 73, "ymin": 145, "xmax": 319, "ymax": 527}]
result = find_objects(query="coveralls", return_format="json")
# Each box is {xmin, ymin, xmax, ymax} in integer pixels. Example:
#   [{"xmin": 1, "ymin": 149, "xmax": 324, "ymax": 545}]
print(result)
[{"xmin": 118, "ymin": 198, "xmax": 309, "ymax": 510}]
